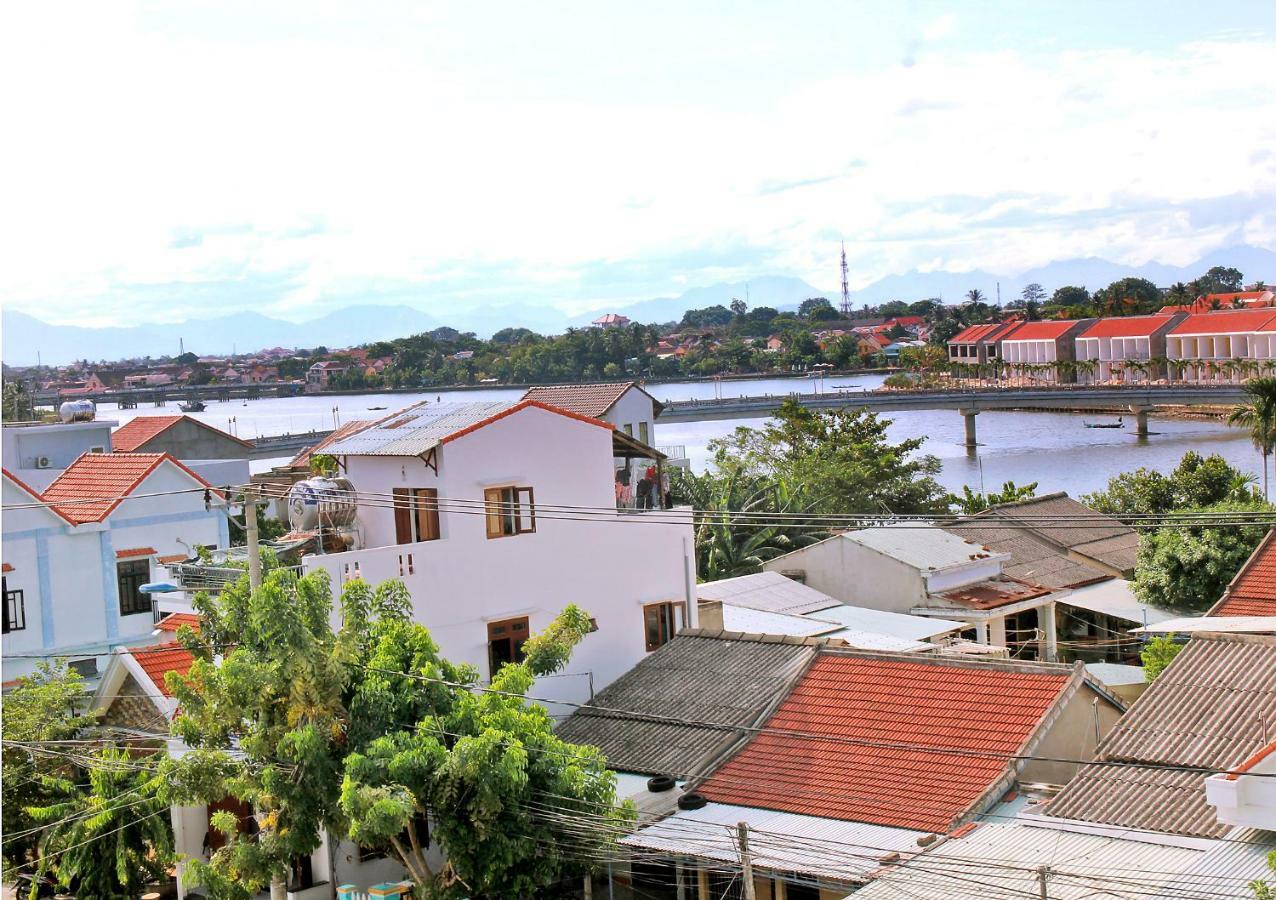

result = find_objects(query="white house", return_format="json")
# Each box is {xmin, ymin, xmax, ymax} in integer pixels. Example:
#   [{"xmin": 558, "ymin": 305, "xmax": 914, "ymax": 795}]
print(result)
[
  {"xmin": 287, "ymin": 398, "xmax": 696, "ymax": 708},
  {"xmin": 763, "ymin": 525, "xmax": 1064, "ymax": 658},
  {"xmin": 2, "ymin": 416, "xmax": 117, "ymax": 491},
  {"xmin": 1, "ymin": 453, "xmax": 229, "ymax": 683},
  {"xmin": 522, "ymin": 382, "xmax": 664, "ymax": 450},
  {"xmin": 1165, "ymin": 308, "xmax": 1276, "ymax": 382}
]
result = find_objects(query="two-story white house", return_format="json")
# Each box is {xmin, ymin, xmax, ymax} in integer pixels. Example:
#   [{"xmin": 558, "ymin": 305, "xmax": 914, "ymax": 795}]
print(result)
[
  {"xmin": 2, "ymin": 416, "xmax": 117, "ymax": 491},
  {"xmin": 2, "ymin": 453, "xmax": 229, "ymax": 683},
  {"xmin": 296, "ymin": 398, "xmax": 697, "ymax": 707}
]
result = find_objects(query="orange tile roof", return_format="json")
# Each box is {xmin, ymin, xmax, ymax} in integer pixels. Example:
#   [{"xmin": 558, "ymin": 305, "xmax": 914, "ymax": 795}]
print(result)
[
  {"xmin": 2, "ymin": 563, "xmax": 12, "ymax": 573},
  {"xmin": 1001, "ymin": 320, "xmax": 1082, "ymax": 341},
  {"xmin": 157, "ymin": 553, "xmax": 188, "ymax": 564},
  {"xmin": 1170, "ymin": 309, "xmax": 1276, "ymax": 335},
  {"xmin": 949, "ymin": 323, "xmax": 1001, "ymax": 344},
  {"xmin": 155, "ymin": 612, "xmax": 201, "ymax": 634},
  {"xmin": 132, "ymin": 641, "xmax": 195, "ymax": 697},
  {"xmin": 1078, "ymin": 314, "xmax": 1176, "ymax": 339},
  {"xmin": 1210, "ymin": 529, "xmax": 1276, "ymax": 616},
  {"xmin": 522, "ymin": 382, "xmax": 663, "ymax": 417},
  {"xmin": 112, "ymin": 415, "xmax": 252, "ymax": 452},
  {"xmin": 41, "ymin": 453, "xmax": 216, "ymax": 525},
  {"xmin": 698, "ymin": 654, "xmax": 1073, "ymax": 832},
  {"xmin": 3, "ymin": 468, "xmax": 75, "ymax": 524},
  {"xmin": 115, "ymin": 546, "xmax": 156, "ymax": 559}
]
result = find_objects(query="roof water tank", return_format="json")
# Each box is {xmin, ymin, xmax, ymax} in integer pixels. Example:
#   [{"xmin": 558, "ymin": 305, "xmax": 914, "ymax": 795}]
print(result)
[
  {"xmin": 287, "ymin": 476, "xmax": 359, "ymax": 533},
  {"xmin": 58, "ymin": 400, "xmax": 96, "ymax": 423}
]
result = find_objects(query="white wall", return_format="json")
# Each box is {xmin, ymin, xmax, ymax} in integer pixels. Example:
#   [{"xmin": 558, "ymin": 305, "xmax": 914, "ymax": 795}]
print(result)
[
  {"xmin": 763, "ymin": 537, "xmax": 926, "ymax": 614},
  {"xmin": 606, "ymin": 389, "xmax": 658, "ymax": 446},
  {"xmin": 2, "ymin": 420, "xmax": 116, "ymax": 470},
  {"xmin": 314, "ymin": 404, "xmax": 696, "ymax": 705}
]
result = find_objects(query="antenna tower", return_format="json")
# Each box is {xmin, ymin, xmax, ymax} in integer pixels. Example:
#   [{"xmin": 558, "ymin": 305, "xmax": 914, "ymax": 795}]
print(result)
[{"xmin": 840, "ymin": 242, "xmax": 851, "ymax": 318}]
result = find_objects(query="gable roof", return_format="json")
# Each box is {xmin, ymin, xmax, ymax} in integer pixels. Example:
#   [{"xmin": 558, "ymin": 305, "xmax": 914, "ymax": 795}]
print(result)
[
  {"xmin": 942, "ymin": 522, "xmax": 1111, "ymax": 589},
  {"xmin": 697, "ymin": 571, "xmax": 841, "ymax": 616},
  {"xmin": 154, "ymin": 612, "xmax": 201, "ymax": 634},
  {"xmin": 133, "ymin": 641, "xmax": 196, "ymax": 697},
  {"xmin": 112, "ymin": 415, "xmax": 252, "ymax": 452},
  {"xmin": 1045, "ymin": 633, "xmax": 1276, "ymax": 837},
  {"xmin": 963, "ymin": 492, "xmax": 1138, "ymax": 577},
  {"xmin": 1077, "ymin": 313, "xmax": 1177, "ymax": 339},
  {"xmin": 321, "ymin": 399, "xmax": 611, "ymax": 457},
  {"xmin": 949, "ymin": 321, "xmax": 1018, "ymax": 344},
  {"xmin": 1208, "ymin": 527, "xmax": 1276, "ymax": 617},
  {"xmin": 1000, "ymin": 320, "xmax": 1083, "ymax": 341},
  {"xmin": 2, "ymin": 468, "xmax": 74, "ymax": 524},
  {"xmin": 554, "ymin": 631, "xmax": 818, "ymax": 777},
  {"xmin": 840, "ymin": 525, "xmax": 1005, "ymax": 573},
  {"xmin": 41, "ymin": 452, "xmax": 216, "ymax": 525},
  {"xmin": 1169, "ymin": 308, "xmax": 1276, "ymax": 335},
  {"xmin": 522, "ymin": 382, "xmax": 665, "ymax": 417},
  {"xmin": 698, "ymin": 652, "xmax": 1081, "ymax": 832}
]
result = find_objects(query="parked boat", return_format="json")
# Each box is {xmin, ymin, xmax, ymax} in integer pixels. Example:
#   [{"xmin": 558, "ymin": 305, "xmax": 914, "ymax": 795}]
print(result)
[
  {"xmin": 179, "ymin": 400, "xmax": 206, "ymax": 412},
  {"xmin": 1084, "ymin": 418, "xmax": 1124, "ymax": 429},
  {"xmin": 367, "ymin": 405, "xmax": 387, "ymax": 410}
]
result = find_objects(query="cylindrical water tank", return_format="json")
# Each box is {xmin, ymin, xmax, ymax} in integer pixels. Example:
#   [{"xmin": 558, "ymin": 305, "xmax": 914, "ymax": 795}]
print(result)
[
  {"xmin": 58, "ymin": 400, "xmax": 96, "ymax": 423},
  {"xmin": 287, "ymin": 476, "xmax": 358, "ymax": 533}
]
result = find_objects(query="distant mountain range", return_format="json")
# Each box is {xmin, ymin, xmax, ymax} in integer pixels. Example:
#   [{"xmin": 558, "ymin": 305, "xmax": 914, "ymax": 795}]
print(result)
[{"xmin": 6, "ymin": 244, "xmax": 1275, "ymax": 365}]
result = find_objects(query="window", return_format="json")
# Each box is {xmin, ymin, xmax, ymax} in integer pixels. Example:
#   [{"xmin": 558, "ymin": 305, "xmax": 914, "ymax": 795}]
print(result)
[
  {"xmin": 117, "ymin": 559, "xmax": 152, "ymax": 616},
  {"xmin": 484, "ymin": 486, "xmax": 535, "ymax": 538},
  {"xmin": 488, "ymin": 617, "xmax": 529, "ymax": 674},
  {"xmin": 638, "ymin": 421, "xmax": 650, "ymax": 445},
  {"xmin": 623, "ymin": 423, "xmax": 634, "ymax": 436},
  {"xmin": 2, "ymin": 577, "xmax": 25, "ymax": 633},
  {"xmin": 644, "ymin": 601, "xmax": 676, "ymax": 652},
  {"xmin": 393, "ymin": 488, "xmax": 440, "ymax": 544}
]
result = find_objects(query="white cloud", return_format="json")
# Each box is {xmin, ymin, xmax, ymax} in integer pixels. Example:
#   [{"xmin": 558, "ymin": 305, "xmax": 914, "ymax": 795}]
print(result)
[{"xmin": 1, "ymin": 5, "xmax": 1274, "ymax": 325}]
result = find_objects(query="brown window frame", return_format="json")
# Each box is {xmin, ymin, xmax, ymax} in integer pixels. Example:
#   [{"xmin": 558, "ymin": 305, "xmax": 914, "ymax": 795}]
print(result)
[
  {"xmin": 393, "ymin": 487, "xmax": 441, "ymax": 544},
  {"xmin": 487, "ymin": 616, "xmax": 530, "ymax": 675},
  {"xmin": 484, "ymin": 486, "xmax": 535, "ymax": 539},
  {"xmin": 643, "ymin": 601, "xmax": 676, "ymax": 652}
]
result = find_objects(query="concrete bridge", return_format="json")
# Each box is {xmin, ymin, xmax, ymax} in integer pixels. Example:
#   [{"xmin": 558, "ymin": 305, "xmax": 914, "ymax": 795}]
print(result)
[
  {"xmin": 659, "ymin": 384, "xmax": 1248, "ymax": 447},
  {"xmin": 250, "ymin": 429, "xmax": 334, "ymax": 458},
  {"xmin": 34, "ymin": 381, "xmax": 305, "ymax": 408}
]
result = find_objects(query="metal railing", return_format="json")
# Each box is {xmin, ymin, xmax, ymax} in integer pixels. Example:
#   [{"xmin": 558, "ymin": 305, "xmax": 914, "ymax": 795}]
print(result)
[
  {"xmin": 656, "ymin": 444, "xmax": 687, "ymax": 460},
  {"xmin": 167, "ymin": 562, "xmax": 302, "ymax": 591}
]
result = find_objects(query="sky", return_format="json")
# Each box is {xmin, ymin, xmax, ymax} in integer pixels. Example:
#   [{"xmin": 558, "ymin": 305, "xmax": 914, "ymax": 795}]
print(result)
[{"xmin": 3, "ymin": 0, "xmax": 1276, "ymax": 326}]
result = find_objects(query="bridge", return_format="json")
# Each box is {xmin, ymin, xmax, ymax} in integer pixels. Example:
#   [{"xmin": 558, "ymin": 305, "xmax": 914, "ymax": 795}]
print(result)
[
  {"xmin": 34, "ymin": 381, "xmax": 306, "ymax": 408},
  {"xmin": 250, "ymin": 429, "xmax": 334, "ymax": 458},
  {"xmin": 659, "ymin": 384, "xmax": 1248, "ymax": 447}
]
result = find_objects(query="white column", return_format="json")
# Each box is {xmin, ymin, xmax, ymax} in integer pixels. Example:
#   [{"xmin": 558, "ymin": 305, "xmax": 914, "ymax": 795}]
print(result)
[
  {"xmin": 974, "ymin": 621, "xmax": 989, "ymax": 644},
  {"xmin": 1041, "ymin": 601, "xmax": 1057, "ymax": 662}
]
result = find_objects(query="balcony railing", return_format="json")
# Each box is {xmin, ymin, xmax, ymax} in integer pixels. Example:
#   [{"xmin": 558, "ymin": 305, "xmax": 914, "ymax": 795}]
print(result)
[
  {"xmin": 167, "ymin": 562, "xmax": 303, "ymax": 592},
  {"xmin": 656, "ymin": 444, "xmax": 687, "ymax": 461}
]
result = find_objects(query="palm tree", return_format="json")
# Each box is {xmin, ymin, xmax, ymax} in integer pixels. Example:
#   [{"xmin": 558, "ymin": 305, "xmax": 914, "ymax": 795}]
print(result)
[
  {"xmin": 966, "ymin": 288, "xmax": 986, "ymax": 305},
  {"xmin": 1229, "ymin": 376, "xmax": 1276, "ymax": 500}
]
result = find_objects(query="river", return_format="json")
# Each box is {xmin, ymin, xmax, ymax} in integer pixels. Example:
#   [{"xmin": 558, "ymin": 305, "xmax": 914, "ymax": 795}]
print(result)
[{"xmin": 95, "ymin": 375, "xmax": 1260, "ymax": 498}]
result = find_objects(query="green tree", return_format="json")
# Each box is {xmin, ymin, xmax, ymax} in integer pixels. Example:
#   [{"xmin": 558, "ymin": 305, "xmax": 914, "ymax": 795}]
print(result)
[
  {"xmin": 709, "ymin": 399, "xmax": 951, "ymax": 516},
  {"xmin": 1133, "ymin": 500, "xmax": 1271, "ymax": 612},
  {"xmin": 798, "ymin": 297, "xmax": 835, "ymax": 319},
  {"xmin": 1020, "ymin": 283, "xmax": 1046, "ymax": 305},
  {"xmin": 1095, "ymin": 277, "xmax": 1160, "ymax": 316},
  {"xmin": 1202, "ymin": 265, "xmax": 1245, "ymax": 293},
  {"xmin": 168, "ymin": 570, "xmax": 624, "ymax": 899},
  {"xmin": 2, "ymin": 663, "xmax": 100, "ymax": 882},
  {"xmin": 1229, "ymin": 377, "xmax": 1276, "ymax": 500},
  {"xmin": 957, "ymin": 480, "xmax": 1039, "ymax": 514},
  {"xmin": 25, "ymin": 747, "xmax": 173, "ymax": 899},
  {"xmin": 680, "ymin": 305, "xmax": 734, "ymax": 328},
  {"xmin": 729, "ymin": 297, "xmax": 747, "ymax": 317},
  {"xmin": 1140, "ymin": 634, "xmax": 1182, "ymax": 682},
  {"xmin": 1051, "ymin": 285, "xmax": 1091, "ymax": 308},
  {"xmin": 965, "ymin": 288, "xmax": 986, "ymax": 305},
  {"xmin": 1081, "ymin": 451, "xmax": 1259, "ymax": 516}
]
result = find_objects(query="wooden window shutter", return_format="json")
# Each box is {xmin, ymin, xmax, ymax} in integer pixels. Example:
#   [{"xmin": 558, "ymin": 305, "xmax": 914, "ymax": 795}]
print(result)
[
  {"xmin": 414, "ymin": 488, "xmax": 440, "ymax": 541},
  {"xmin": 485, "ymin": 487, "xmax": 503, "ymax": 538},
  {"xmin": 516, "ymin": 487, "xmax": 535, "ymax": 533},
  {"xmin": 393, "ymin": 488, "xmax": 412, "ymax": 544}
]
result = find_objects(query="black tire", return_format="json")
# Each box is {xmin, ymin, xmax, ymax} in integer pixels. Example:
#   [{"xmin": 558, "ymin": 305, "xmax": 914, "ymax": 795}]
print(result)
[
  {"xmin": 677, "ymin": 792, "xmax": 707, "ymax": 810},
  {"xmin": 647, "ymin": 775, "xmax": 676, "ymax": 793}
]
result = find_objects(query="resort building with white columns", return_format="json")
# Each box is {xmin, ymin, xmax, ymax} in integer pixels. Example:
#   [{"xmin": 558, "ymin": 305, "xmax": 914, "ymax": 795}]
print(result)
[{"xmin": 1166, "ymin": 308, "xmax": 1276, "ymax": 383}]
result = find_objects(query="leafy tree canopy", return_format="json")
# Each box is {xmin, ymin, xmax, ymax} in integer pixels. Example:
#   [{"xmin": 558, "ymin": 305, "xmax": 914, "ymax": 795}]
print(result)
[
  {"xmin": 1081, "ymin": 451, "xmax": 1259, "ymax": 516},
  {"xmin": 1140, "ymin": 634, "xmax": 1182, "ymax": 682},
  {"xmin": 798, "ymin": 297, "xmax": 835, "ymax": 318},
  {"xmin": 957, "ymin": 481, "xmax": 1038, "ymax": 515},
  {"xmin": 1051, "ymin": 285, "xmax": 1091, "ymax": 307},
  {"xmin": 680, "ymin": 305, "xmax": 734, "ymax": 328}
]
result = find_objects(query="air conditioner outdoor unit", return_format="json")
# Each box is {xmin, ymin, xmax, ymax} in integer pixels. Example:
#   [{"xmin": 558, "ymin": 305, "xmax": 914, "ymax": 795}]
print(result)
[{"xmin": 35, "ymin": 456, "xmax": 51, "ymax": 469}]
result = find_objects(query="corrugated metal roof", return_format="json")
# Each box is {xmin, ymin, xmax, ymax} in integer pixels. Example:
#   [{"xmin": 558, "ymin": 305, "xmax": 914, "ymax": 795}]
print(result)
[
  {"xmin": 1154, "ymin": 828, "xmax": 1276, "ymax": 899},
  {"xmin": 620, "ymin": 802, "xmax": 928, "ymax": 883},
  {"xmin": 554, "ymin": 633, "xmax": 815, "ymax": 776},
  {"xmin": 1132, "ymin": 616, "xmax": 1276, "ymax": 634},
  {"xmin": 1064, "ymin": 579, "xmax": 1176, "ymax": 625},
  {"xmin": 842, "ymin": 525, "xmax": 1006, "ymax": 572},
  {"xmin": 697, "ymin": 571, "xmax": 841, "ymax": 615},
  {"xmin": 943, "ymin": 522, "xmax": 1110, "ymax": 589},
  {"xmin": 822, "ymin": 628, "xmax": 934, "ymax": 653},
  {"xmin": 719, "ymin": 605, "xmax": 843, "ymax": 637},
  {"xmin": 321, "ymin": 401, "xmax": 518, "ymax": 456},
  {"xmin": 1085, "ymin": 662, "xmax": 1147, "ymax": 686},
  {"xmin": 854, "ymin": 821, "xmax": 1206, "ymax": 899},
  {"xmin": 802, "ymin": 604, "xmax": 966, "ymax": 641},
  {"xmin": 966, "ymin": 492, "xmax": 1139, "ymax": 577},
  {"xmin": 1045, "ymin": 633, "xmax": 1276, "ymax": 837}
]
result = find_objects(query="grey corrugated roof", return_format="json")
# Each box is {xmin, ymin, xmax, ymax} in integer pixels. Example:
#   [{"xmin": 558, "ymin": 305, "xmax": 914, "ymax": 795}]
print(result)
[
  {"xmin": 696, "ymin": 571, "xmax": 841, "ymax": 616},
  {"xmin": 942, "ymin": 522, "xmax": 1110, "ymax": 589},
  {"xmin": 1045, "ymin": 633, "xmax": 1276, "ymax": 837},
  {"xmin": 321, "ymin": 401, "xmax": 518, "ymax": 456},
  {"xmin": 554, "ymin": 631, "xmax": 816, "ymax": 776},
  {"xmin": 968, "ymin": 492, "xmax": 1140, "ymax": 577},
  {"xmin": 841, "ymin": 524, "xmax": 1007, "ymax": 572}
]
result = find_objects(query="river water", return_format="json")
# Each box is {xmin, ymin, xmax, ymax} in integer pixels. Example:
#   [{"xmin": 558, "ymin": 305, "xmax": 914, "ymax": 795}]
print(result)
[{"xmin": 95, "ymin": 375, "xmax": 1258, "ymax": 498}]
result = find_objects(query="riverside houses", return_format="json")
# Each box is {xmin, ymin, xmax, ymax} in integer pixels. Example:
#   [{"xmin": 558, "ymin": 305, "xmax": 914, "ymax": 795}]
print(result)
[
  {"xmin": 1, "ymin": 454, "xmax": 228, "ymax": 683},
  {"xmin": 269, "ymin": 398, "xmax": 696, "ymax": 707}
]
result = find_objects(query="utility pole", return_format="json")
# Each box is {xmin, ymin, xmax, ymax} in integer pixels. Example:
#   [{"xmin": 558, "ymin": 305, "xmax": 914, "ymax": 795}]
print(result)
[
  {"xmin": 737, "ymin": 821, "xmax": 756, "ymax": 900},
  {"xmin": 1037, "ymin": 864, "xmax": 1050, "ymax": 898},
  {"xmin": 245, "ymin": 486, "xmax": 262, "ymax": 591}
]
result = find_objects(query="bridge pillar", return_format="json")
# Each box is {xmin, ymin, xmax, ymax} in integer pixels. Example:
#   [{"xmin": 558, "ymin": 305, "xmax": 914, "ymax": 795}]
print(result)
[
  {"xmin": 959, "ymin": 409, "xmax": 978, "ymax": 448},
  {"xmin": 1129, "ymin": 405, "xmax": 1152, "ymax": 437}
]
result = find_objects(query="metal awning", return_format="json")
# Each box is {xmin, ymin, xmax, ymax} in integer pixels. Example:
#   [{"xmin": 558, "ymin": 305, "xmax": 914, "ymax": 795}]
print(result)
[{"xmin": 1062, "ymin": 579, "xmax": 1176, "ymax": 626}]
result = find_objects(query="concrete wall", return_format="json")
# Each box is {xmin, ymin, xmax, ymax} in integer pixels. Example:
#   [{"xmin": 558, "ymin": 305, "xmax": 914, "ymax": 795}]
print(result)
[
  {"xmin": 185, "ymin": 458, "xmax": 251, "ymax": 489},
  {"xmin": 2, "ymin": 420, "xmax": 115, "ymax": 470},
  {"xmin": 1021, "ymin": 682, "xmax": 1123, "ymax": 786},
  {"xmin": 132, "ymin": 418, "xmax": 250, "ymax": 460},
  {"xmin": 764, "ymin": 537, "xmax": 927, "ymax": 614},
  {"xmin": 606, "ymin": 389, "xmax": 659, "ymax": 446}
]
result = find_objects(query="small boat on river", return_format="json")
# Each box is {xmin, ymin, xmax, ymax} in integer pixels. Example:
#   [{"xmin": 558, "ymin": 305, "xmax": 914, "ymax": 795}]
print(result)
[
  {"xmin": 179, "ymin": 400, "xmax": 206, "ymax": 412},
  {"xmin": 1084, "ymin": 418, "xmax": 1124, "ymax": 429}
]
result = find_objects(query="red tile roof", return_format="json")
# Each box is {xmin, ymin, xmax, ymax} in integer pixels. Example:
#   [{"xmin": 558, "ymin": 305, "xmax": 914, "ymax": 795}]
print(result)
[
  {"xmin": 1001, "ymin": 320, "xmax": 1081, "ymax": 341},
  {"xmin": 132, "ymin": 641, "xmax": 195, "ymax": 697},
  {"xmin": 41, "ymin": 453, "xmax": 217, "ymax": 525},
  {"xmin": 157, "ymin": 553, "xmax": 188, "ymax": 564},
  {"xmin": 155, "ymin": 612, "xmax": 201, "ymax": 633},
  {"xmin": 522, "ymin": 382, "xmax": 663, "ymax": 417},
  {"xmin": 3, "ymin": 468, "xmax": 75, "ymax": 524},
  {"xmin": 112, "ymin": 415, "xmax": 252, "ymax": 452},
  {"xmin": 1170, "ymin": 309, "xmax": 1276, "ymax": 335},
  {"xmin": 698, "ymin": 654, "xmax": 1073, "ymax": 832},
  {"xmin": 1210, "ymin": 529, "xmax": 1276, "ymax": 616},
  {"xmin": 949, "ymin": 323, "xmax": 1002, "ymax": 344},
  {"xmin": 2, "ymin": 563, "xmax": 12, "ymax": 573},
  {"xmin": 1078, "ymin": 314, "xmax": 1175, "ymax": 339},
  {"xmin": 115, "ymin": 546, "xmax": 156, "ymax": 559}
]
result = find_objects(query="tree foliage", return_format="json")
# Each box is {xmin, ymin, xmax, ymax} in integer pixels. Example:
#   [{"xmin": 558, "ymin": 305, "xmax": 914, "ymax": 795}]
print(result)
[
  {"xmin": 1081, "ymin": 451, "xmax": 1260, "ymax": 516},
  {"xmin": 1229, "ymin": 377, "xmax": 1276, "ymax": 500},
  {"xmin": 166, "ymin": 569, "xmax": 625, "ymax": 898},
  {"xmin": 957, "ymin": 481, "xmax": 1038, "ymax": 515},
  {"xmin": 1139, "ymin": 634, "xmax": 1182, "ymax": 682}
]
